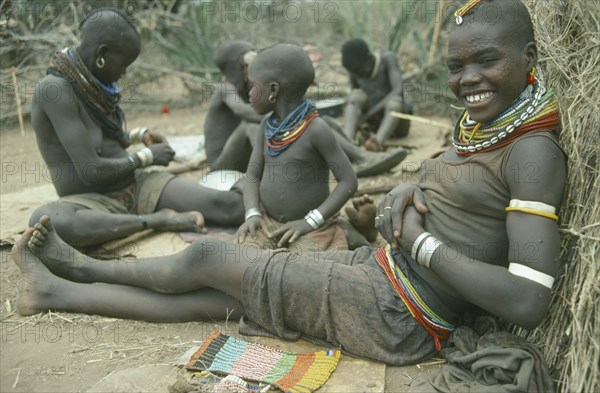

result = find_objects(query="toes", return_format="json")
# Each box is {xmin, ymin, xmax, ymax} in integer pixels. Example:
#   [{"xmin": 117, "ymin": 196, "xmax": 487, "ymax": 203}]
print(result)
[
  {"xmin": 40, "ymin": 215, "xmax": 54, "ymax": 231},
  {"xmin": 345, "ymin": 206, "xmax": 358, "ymax": 221},
  {"xmin": 34, "ymin": 222, "xmax": 48, "ymax": 236},
  {"xmin": 29, "ymin": 237, "xmax": 44, "ymax": 248},
  {"xmin": 32, "ymin": 230, "xmax": 45, "ymax": 241}
]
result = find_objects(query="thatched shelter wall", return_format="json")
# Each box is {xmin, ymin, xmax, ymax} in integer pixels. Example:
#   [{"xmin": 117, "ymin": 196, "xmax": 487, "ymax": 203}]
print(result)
[{"xmin": 520, "ymin": 1, "xmax": 599, "ymax": 391}]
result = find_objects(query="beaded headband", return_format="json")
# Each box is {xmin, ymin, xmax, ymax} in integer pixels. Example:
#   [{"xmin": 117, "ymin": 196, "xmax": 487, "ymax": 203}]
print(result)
[{"xmin": 454, "ymin": 0, "xmax": 482, "ymax": 25}]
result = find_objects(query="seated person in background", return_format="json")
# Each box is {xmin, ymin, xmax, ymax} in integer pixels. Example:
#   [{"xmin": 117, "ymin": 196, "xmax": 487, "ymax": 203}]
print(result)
[
  {"xmin": 29, "ymin": 8, "xmax": 244, "ymax": 247},
  {"xmin": 205, "ymin": 41, "xmax": 408, "ymax": 177},
  {"xmin": 14, "ymin": 0, "xmax": 564, "ymax": 370},
  {"xmin": 204, "ymin": 40, "xmax": 262, "ymax": 172},
  {"xmin": 235, "ymin": 44, "xmax": 358, "ymax": 253},
  {"xmin": 342, "ymin": 38, "xmax": 412, "ymax": 150}
]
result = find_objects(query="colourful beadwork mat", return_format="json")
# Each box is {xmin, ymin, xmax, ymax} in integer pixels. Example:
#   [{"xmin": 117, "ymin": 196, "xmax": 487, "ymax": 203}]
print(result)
[{"xmin": 186, "ymin": 330, "xmax": 341, "ymax": 393}]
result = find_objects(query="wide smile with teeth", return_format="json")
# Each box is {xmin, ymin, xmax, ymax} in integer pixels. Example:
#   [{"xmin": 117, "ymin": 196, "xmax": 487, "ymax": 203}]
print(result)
[{"xmin": 465, "ymin": 92, "xmax": 493, "ymax": 103}]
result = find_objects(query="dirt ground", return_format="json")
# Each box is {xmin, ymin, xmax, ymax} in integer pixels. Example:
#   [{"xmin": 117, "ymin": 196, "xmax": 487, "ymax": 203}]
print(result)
[{"xmin": 0, "ymin": 80, "xmax": 451, "ymax": 392}]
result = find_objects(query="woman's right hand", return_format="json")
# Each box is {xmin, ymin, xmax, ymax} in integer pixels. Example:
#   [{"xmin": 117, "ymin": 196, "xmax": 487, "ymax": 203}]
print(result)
[
  {"xmin": 236, "ymin": 216, "xmax": 264, "ymax": 243},
  {"xmin": 148, "ymin": 143, "xmax": 175, "ymax": 166},
  {"xmin": 375, "ymin": 184, "xmax": 428, "ymax": 250}
]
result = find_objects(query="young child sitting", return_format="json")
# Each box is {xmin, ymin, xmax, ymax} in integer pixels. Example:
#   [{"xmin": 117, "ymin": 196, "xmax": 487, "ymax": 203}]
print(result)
[
  {"xmin": 341, "ymin": 38, "xmax": 413, "ymax": 149},
  {"xmin": 236, "ymin": 43, "xmax": 358, "ymax": 253},
  {"xmin": 204, "ymin": 41, "xmax": 262, "ymax": 172}
]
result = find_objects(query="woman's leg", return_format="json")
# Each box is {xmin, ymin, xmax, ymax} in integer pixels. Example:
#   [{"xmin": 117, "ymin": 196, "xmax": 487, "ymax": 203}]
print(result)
[
  {"xmin": 13, "ymin": 228, "xmax": 243, "ymax": 321},
  {"xmin": 27, "ymin": 216, "xmax": 270, "ymax": 299}
]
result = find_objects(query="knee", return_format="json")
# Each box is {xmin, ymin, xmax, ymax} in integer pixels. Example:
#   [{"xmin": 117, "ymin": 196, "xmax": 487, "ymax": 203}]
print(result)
[
  {"xmin": 29, "ymin": 202, "xmax": 80, "ymax": 242},
  {"xmin": 183, "ymin": 237, "xmax": 226, "ymax": 264},
  {"xmin": 29, "ymin": 202, "xmax": 63, "ymax": 227},
  {"xmin": 385, "ymin": 96, "xmax": 404, "ymax": 112},
  {"xmin": 218, "ymin": 192, "xmax": 245, "ymax": 225},
  {"xmin": 348, "ymin": 89, "xmax": 368, "ymax": 107}
]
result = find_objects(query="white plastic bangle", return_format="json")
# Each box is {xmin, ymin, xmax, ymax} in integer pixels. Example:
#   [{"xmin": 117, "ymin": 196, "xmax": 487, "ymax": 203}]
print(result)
[
  {"xmin": 508, "ymin": 263, "xmax": 554, "ymax": 289},
  {"xmin": 411, "ymin": 232, "xmax": 432, "ymax": 261},
  {"xmin": 135, "ymin": 147, "xmax": 154, "ymax": 167},
  {"xmin": 129, "ymin": 127, "xmax": 149, "ymax": 144},
  {"xmin": 308, "ymin": 209, "xmax": 325, "ymax": 227},
  {"xmin": 508, "ymin": 199, "xmax": 556, "ymax": 214},
  {"xmin": 417, "ymin": 234, "xmax": 444, "ymax": 268},
  {"xmin": 304, "ymin": 215, "xmax": 319, "ymax": 230},
  {"xmin": 244, "ymin": 208, "xmax": 262, "ymax": 222}
]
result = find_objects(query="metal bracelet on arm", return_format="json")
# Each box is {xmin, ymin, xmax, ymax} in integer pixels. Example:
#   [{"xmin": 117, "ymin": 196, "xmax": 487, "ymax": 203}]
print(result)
[
  {"xmin": 245, "ymin": 208, "xmax": 262, "ymax": 222},
  {"xmin": 416, "ymin": 234, "xmax": 444, "ymax": 268}
]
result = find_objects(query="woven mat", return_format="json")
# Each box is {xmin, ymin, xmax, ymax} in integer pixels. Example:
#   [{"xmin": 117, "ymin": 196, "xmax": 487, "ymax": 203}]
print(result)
[{"xmin": 186, "ymin": 331, "xmax": 341, "ymax": 393}]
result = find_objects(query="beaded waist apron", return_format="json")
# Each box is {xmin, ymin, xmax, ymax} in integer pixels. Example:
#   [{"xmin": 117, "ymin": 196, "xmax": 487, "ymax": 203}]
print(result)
[{"xmin": 374, "ymin": 245, "xmax": 454, "ymax": 350}]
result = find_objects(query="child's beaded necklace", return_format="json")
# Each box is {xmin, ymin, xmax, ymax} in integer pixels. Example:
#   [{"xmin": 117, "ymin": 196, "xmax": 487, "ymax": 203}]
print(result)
[{"xmin": 264, "ymin": 99, "xmax": 319, "ymax": 157}]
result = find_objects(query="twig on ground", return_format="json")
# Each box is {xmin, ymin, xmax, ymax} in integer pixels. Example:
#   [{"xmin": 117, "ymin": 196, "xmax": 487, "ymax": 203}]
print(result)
[{"xmin": 390, "ymin": 112, "xmax": 453, "ymax": 131}]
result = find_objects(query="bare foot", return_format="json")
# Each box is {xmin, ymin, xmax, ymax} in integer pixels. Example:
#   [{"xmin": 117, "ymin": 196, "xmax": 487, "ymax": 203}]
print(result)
[
  {"xmin": 12, "ymin": 228, "xmax": 63, "ymax": 316},
  {"xmin": 149, "ymin": 209, "xmax": 207, "ymax": 233},
  {"xmin": 345, "ymin": 195, "xmax": 378, "ymax": 243},
  {"xmin": 355, "ymin": 148, "xmax": 407, "ymax": 178},
  {"xmin": 363, "ymin": 134, "xmax": 383, "ymax": 152},
  {"xmin": 28, "ymin": 215, "xmax": 93, "ymax": 282}
]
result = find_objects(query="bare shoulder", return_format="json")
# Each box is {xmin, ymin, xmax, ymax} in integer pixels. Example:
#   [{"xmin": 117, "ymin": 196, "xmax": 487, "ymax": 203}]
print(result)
[
  {"xmin": 304, "ymin": 116, "xmax": 336, "ymax": 144},
  {"xmin": 381, "ymin": 52, "xmax": 399, "ymax": 67},
  {"xmin": 381, "ymin": 51, "xmax": 398, "ymax": 62},
  {"xmin": 34, "ymin": 74, "xmax": 77, "ymax": 108},
  {"xmin": 505, "ymin": 133, "xmax": 567, "ymax": 206}
]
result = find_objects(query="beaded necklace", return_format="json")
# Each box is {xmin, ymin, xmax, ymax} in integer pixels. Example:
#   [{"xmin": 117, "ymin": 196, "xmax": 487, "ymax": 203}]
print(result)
[
  {"xmin": 48, "ymin": 48, "xmax": 128, "ymax": 147},
  {"xmin": 264, "ymin": 99, "xmax": 319, "ymax": 157},
  {"xmin": 452, "ymin": 81, "xmax": 560, "ymax": 155}
]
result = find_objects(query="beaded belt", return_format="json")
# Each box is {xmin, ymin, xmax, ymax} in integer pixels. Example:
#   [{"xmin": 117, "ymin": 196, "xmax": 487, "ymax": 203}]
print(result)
[{"xmin": 374, "ymin": 245, "xmax": 454, "ymax": 351}]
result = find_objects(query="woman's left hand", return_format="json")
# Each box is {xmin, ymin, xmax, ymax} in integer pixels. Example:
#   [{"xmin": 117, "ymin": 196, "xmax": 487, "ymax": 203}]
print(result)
[
  {"xmin": 143, "ymin": 131, "xmax": 168, "ymax": 146},
  {"xmin": 269, "ymin": 219, "xmax": 313, "ymax": 247}
]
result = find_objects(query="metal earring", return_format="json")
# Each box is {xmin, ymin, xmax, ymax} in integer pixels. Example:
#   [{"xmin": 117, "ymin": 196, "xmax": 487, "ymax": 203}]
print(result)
[
  {"xmin": 96, "ymin": 57, "xmax": 105, "ymax": 69},
  {"xmin": 268, "ymin": 95, "xmax": 276, "ymax": 103}
]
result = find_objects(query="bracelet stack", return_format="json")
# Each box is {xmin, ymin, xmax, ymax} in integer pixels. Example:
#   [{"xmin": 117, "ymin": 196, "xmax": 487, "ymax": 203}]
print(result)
[
  {"xmin": 135, "ymin": 148, "xmax": 154, "ymax": 167},
  {"xmin": 245, "ymin": 208, "xmax": 262, "ymax": 222},
  {"xmin": 411, "ymin": 232, "xmax": 444, "ymax": 268},
  {"xmin": 304, "ymin": 209, "xmax": 325, "ymax": 230},
  {"xmin": 129, "ymin": 127, "xmax": 149, "ymax": 144}
]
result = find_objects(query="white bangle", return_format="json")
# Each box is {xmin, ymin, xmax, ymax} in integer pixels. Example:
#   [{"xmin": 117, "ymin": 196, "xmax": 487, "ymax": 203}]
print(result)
[
  {"xmin": 304, "ymin": 209, "xmax": 324, "ymax": 230},
  {"xmin": 416, "ymin": 234, "xmax": 444, "ymax": 268},
  {"xmin": 508, "ymin": 263, "xmax": 554, "ymax": 289},
  {"xmin": 411, "ymin": 232, "xmax": 432, "ymax": 261},
  {"xmin": 305, "ymin": 215, "xmax": 319, "ymax": 230},
  {"xmin": 245, "ymin": 208, "xmax": 262, "ymax": 222},
  {"xmin": 129, "ymin": 127, "xmax": 149, "ymax": 144},
  {"xmin": 135, "ymin": 147, "xmax": 154, "ymax": 167},
  {"xmin": 307, "ymin": 209, "xmax": 325, "ymax": 227}
]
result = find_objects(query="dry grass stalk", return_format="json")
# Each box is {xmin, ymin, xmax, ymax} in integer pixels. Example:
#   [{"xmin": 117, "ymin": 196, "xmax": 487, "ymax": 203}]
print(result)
[{"xmin": 514, "ymin": 2, "xmax": 600, "ymax": 392}]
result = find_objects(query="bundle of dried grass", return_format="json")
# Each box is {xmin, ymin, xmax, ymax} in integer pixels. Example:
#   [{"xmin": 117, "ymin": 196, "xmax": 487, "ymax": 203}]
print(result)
[{"xmin": 517, "ymin": 1, "xmax": 600, "ymax": 391}]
